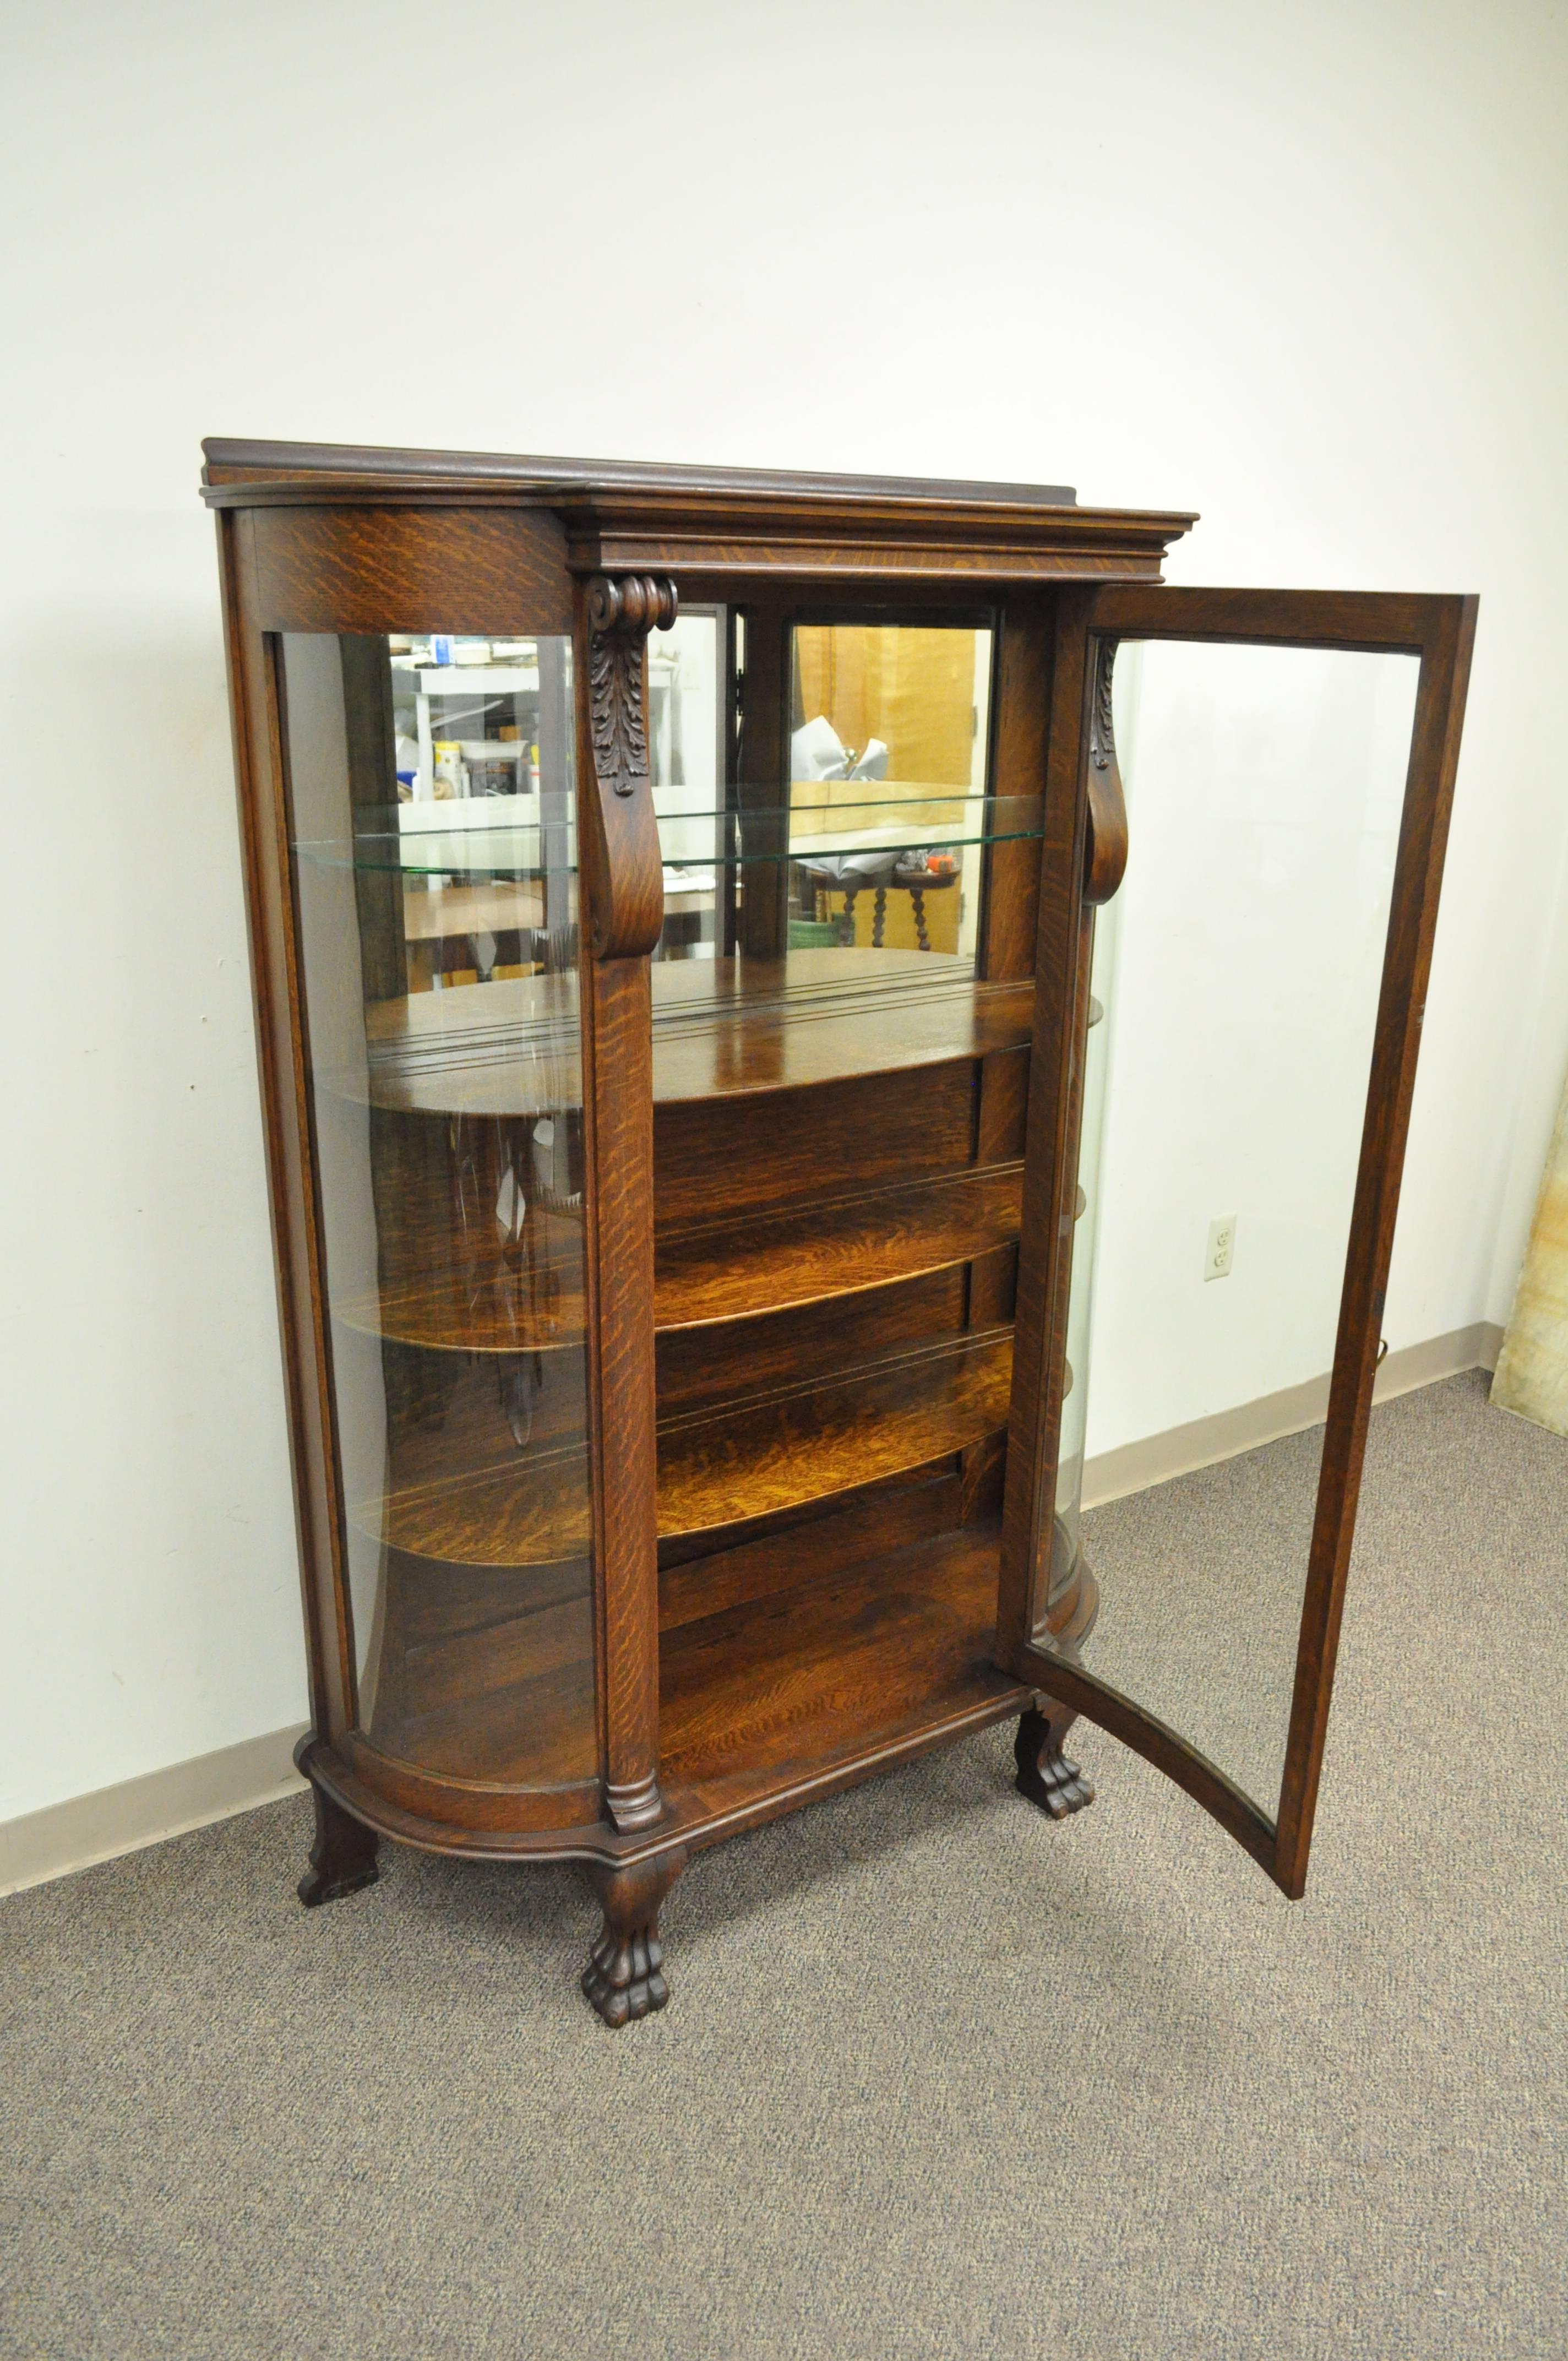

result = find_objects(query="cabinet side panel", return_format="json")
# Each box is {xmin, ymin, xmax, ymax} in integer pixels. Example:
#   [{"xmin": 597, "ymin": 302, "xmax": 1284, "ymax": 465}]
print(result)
[{"xmin": 217, "ymin": 510, "xmax": 355, "ymax": 1740}]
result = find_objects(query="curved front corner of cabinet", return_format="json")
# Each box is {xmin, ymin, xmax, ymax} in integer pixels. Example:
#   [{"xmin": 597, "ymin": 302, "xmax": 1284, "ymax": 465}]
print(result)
[
  {"xmin": 1040, "ymin": 1520, "xmax": 1099, "ymax": 1658},
  {"xmin": 304, "ymin": 1729, "xmax": 610, "ymax": 1859}
]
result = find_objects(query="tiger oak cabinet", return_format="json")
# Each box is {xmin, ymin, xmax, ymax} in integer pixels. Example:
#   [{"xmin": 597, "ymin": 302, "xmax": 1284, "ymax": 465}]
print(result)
[{"xmin": 204, "ymin": 438, "xmax": 1475, "ymax": 2025}]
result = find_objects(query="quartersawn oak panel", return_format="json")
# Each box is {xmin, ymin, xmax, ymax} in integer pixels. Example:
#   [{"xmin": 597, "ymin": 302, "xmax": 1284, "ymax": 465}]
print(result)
[
  {"xmin": 351, "ymin": 1328, "xmax": 1014, "ymax": 1565},
  {"xmin": 250, "ymin": 502, "xmax": 574, "ymax": 635},
  {"xmin": 656, "ymin": 1267, "xmax": 966, "ymax": 1417},
  {"xmin": 654, "ymin": 1055, "xmax": 993, "ymax": 1225}
]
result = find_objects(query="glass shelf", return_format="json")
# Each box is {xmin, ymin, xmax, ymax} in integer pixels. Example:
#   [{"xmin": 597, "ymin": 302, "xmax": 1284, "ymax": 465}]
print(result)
[{"xmin": 291, "ymin": 791, "xmax": 1045, "ymax": 879}]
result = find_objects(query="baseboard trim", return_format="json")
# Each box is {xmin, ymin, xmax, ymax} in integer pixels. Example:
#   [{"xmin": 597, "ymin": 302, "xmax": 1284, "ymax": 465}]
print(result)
[
  {"xmin": 1082, "ymin": 1320, "xmax": 1503, "ymax": 1509},
  {"xmin": 0, "ymin": 1723, "xmax": 309, "ymax": 1900}
]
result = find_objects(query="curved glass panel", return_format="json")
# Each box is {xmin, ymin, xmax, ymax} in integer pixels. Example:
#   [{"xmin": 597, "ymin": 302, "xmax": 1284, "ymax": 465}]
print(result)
[
  {"xmin": 282, "ymin": 629, "xmax": 594, "ymax": 1794},
  {"xmin": 1036, "ymin": 638, "xmax": 1420, "ymax": 1819}
]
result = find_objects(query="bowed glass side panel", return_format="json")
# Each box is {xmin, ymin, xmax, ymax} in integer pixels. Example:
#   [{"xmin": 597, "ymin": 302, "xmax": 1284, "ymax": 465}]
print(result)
[{"xmin": 281, "ymin": 629, "xmax": 594, "ymax": 1793}]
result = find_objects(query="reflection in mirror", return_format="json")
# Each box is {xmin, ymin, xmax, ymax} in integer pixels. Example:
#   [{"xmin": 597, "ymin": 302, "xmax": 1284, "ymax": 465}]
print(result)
[
  {"xmin": 646, "ymin": 617, "xmax": 1004, "ymax": 987},
  {"xmin": 786, "ymin": 622, "xmax": 993, "ymax": 975},
  {"xmin": 1037, "ymin": 640, "xmax": 1420, "ymax": 1821},
  {"xmin": 650, "ymin": 608, "xmax": 725, "ymax": 960}
]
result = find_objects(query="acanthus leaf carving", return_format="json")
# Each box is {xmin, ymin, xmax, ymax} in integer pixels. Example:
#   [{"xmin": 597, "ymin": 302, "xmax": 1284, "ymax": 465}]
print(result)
[
  {"xmin": 1090, "ymin": 634, "xmax": 1118, "ymax": 774},
  {"xmin": 587, "ymin": 574, "xmax": 679, "ymax": 798}
]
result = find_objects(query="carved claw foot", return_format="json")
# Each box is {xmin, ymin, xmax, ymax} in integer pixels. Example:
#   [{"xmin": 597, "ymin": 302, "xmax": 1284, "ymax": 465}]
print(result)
[
  {"xmin": 1015, "ymin": 1702, "xmax": 1096, "ymax": 1820},
  {"xmin": 298, "ymin": 1778, "xmax": 381, "ymax": 1906},
  {"xmin": 581, "ymin": 1852, "xmax": 685, "ymax": 2029}
]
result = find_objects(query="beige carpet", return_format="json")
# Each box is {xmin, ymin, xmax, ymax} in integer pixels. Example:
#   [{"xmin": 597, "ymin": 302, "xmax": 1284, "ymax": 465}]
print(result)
[{"xmin": 2, "ymin": 1371, "xmax": 1564, "ymax": 2359}]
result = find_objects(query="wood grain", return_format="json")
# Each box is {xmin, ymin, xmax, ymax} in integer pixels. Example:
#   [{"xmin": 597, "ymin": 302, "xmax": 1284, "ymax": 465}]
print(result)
[
  {"xmin": 656, "ymin": 1326, "xmax": 1011, "ymax": 1540},
  {"xmin": 656, "ymin": 1162, "xmax": 1023, "ymax": 1332},
  {"xmin": 659, "ymin": 1518, "xmax": 1029, "ymax": 1819},
  {"xmin": 578, "ymin": 945, "xmax": 662, "ymax": 1829},
  {"xmin": 329, "ymin": 1151, "xmax": 1023, "ymax": 1355},
  {"xmin": 249, "ymin": 503, "xmax": 573, "ymax": 633},
  {"xmin": 654, "ymin": 1052, "xmax": 989, "ymax": 1225}
]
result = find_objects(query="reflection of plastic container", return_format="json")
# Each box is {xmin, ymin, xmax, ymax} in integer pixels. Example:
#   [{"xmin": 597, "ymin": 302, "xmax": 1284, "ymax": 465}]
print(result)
[
  {"xmin": 432, "ymin": 741, "xmax": 467, "ymax": 799},
  {"xmin": 432, "ymin": 635, "xmax": 455, "ymax": 666}
]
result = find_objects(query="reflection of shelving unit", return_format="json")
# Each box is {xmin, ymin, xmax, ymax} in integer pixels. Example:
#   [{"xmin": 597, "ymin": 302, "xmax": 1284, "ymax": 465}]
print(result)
[{"xmin": 404, "ymin": 661, "xmax": 539, "ymax": 803}]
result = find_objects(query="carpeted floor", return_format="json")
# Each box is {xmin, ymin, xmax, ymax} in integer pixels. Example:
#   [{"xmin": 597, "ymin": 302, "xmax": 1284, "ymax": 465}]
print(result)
[{"xmin": 2, "ymin": 1370, "xmax": 1565, "ymax": 2359}]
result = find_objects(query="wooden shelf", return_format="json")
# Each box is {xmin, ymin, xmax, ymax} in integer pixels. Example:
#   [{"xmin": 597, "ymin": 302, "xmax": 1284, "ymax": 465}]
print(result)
[
  {"xmin": 647, "ymin": 952, "xmax": 1033, "ymax": 1106},
  {"xmin": 658, "ymin": 1515, "xmax": 1029, "ymax": 1827},
  {"xmin": 332, "ymin": 1162, "xmax": 1023, "ymax": 1353},
  {"xmin": 351, "ymin": 1326, "xmax": 1014, "ymax": 1566},
  {"xmin": 344, "ymin": 949, "xmax": 1032, "ymax": 1117},
  {"xmin": 655, "ymin": 1162, "xmax": 1022, "ymax": 1331},
  {"xmin": 656, "ymin": 1325, "xmax": 1012, "ymax": 1543}
]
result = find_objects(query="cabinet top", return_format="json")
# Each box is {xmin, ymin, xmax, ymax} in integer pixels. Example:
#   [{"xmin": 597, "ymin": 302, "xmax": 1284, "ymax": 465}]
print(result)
[
  {"xmin": 200, "ymin": 438, "xmax": 1197, "ymax": 581},
  {"xmin": 203, "ymin": 437, "xmax": 1086, "ymax": 509}
]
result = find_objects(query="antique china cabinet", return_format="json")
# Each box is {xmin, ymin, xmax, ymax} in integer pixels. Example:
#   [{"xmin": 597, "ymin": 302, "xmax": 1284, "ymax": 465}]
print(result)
[{"xmin": 204, "ymin": 438, "xmax": 1474, "ymax": 2025}]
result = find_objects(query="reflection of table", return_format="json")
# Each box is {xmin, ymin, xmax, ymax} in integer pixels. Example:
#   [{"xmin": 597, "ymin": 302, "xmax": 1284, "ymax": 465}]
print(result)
[
  {"xmin": 401, "ymin": 879, "xmax": 548, "ymax": 990},
  {"xmin": 796, "ymin": 857, "xmax": 959, "ymax": 951},
  {"xmin": 659, "ymin": 867, "xmax": 716, "ymax": 959},
  {"xmin": 401, "ymin": 882, "xmax": 546, "ymax": 941}
]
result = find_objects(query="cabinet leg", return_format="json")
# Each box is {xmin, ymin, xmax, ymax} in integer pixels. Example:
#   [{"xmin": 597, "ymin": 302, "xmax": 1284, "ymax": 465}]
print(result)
[
  {"xmin": 581, "ymin": 1850, "xmax": 687, "ymax": 2028},
  {"xmin": 1015, "ymin": 1700, "xmax": 1095, "ymax": 1820},
  {"xmin": 298, "ymin": 1778, "xmax": 382, "ymax": 1907}
]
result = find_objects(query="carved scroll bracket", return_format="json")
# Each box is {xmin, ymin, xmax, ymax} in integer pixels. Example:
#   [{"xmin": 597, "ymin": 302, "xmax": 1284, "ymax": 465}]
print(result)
[
  {"xmin": 582, "ymin": 574, "xmax": 679, "ymax": 959},
  {"xmin": 1084, "ymin": 634, "xmax": 1129, "ymax": 905}
]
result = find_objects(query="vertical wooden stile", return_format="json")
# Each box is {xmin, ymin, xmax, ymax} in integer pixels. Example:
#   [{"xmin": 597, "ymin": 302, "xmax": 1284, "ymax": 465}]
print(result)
[{"xmin": 574, "ymin": 573, "xmax": 677, "ymax": 1832}]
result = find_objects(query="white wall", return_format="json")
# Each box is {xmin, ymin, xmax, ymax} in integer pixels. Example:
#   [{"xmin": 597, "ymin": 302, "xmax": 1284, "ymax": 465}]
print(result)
[
  {"xmin": 2, "ymin": 0, "xmax": 1564, "ymax": 1822},
  {"xmin": 1085, "ymin": 643, "xmax": 1423, "ymax": 1454}
]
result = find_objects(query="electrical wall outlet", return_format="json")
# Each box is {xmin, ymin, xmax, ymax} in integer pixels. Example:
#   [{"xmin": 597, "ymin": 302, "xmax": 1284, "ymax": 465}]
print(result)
[{"xmin": 1205, "ymin": 1214, "xmax": 1237, "ymax": 1281}]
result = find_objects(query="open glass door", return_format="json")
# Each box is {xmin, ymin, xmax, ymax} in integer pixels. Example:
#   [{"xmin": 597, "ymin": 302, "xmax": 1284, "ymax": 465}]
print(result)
[{"xmin": 998, "ymin": 586, "xmax": 1477, "ymax": 1896}]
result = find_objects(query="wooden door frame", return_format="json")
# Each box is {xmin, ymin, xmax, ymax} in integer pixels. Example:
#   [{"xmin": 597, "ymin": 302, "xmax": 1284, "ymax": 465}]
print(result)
[{"xmin": 998, "ymin": 585, "xmax": 1478, "ymax": 1896}]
